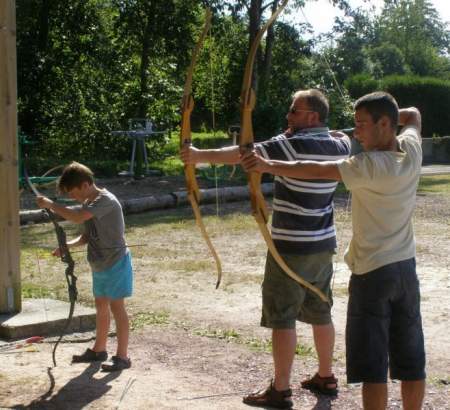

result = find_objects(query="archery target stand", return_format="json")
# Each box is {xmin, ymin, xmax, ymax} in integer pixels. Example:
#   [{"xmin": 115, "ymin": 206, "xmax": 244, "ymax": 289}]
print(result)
[{"xmin": 0, "ymin": 298, "xmax": 95, "ymax": 340}]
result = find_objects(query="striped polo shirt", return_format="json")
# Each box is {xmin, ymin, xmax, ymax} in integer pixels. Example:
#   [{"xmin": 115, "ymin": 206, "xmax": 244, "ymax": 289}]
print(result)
[{"xmin": 256, "ymin": 127, "xmax": 351, "ymax": 254}]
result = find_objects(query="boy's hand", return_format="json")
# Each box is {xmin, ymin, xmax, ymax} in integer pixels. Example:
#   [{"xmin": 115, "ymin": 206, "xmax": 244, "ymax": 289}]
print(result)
[
  {"xmin": 240, "ymin": 149, "xmax": 268, "ymax": 173},
  {"xmin": 180, "ymin": 144, "xmax": 200, "ymax": 164},
  {"xmin": 36, "ymin": 195, "xmax": 54, "ymax": 210},
  {"xmin": 52, "ymin": 247, "xmax": 62, "ymax": 257}
]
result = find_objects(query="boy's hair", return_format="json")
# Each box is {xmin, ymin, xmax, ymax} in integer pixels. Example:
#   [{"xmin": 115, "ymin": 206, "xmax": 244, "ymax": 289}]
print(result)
[
  {"xmin": 58, "ymin": 162, "xmax": 94, "ymax": 192},
  {"xmin": 354, "ymin": 91, "xmax": 399, "ymax": 129},
  {"xmin": 293, "ymin": 89, "xmax": 329, "ymax": 123}
]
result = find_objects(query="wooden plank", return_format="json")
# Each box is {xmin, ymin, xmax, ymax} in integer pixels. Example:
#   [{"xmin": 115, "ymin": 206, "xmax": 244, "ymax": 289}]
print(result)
[{"xmin": 0, "ymin": 0, "xmax": 21, "ymax": 313}]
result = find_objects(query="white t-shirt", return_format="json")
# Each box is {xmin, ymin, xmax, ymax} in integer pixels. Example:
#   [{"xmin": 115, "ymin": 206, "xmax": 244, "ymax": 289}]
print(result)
[{"xmin": 337, "ymin": 127, "xmax": 422, "ymax": 274}]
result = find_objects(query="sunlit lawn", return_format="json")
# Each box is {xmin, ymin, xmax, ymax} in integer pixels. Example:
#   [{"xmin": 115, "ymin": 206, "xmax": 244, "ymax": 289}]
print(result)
[
  {"xmin": 19, "ymin": 173, "xmax": 450, "ymax": 303},
  {"xmin": 418, "ymin": 174, "xmax": 450, "ymax": 194}
]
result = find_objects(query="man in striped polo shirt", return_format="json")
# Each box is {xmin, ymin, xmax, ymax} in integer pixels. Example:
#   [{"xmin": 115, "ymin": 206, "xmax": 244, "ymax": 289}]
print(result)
[{"xmin": 181, "ymin": 89, "xmax": 351, "ymax": 409}]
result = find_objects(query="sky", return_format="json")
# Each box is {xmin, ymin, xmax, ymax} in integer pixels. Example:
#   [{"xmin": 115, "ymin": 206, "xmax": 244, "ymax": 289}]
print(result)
[{"xmin": 291, "ymin": 0, "xmax": 450, "ymax": 36}]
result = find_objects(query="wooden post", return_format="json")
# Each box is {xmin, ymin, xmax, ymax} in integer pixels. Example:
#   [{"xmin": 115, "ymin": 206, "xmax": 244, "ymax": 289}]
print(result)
[{"xmin": 0, "ymin": 0, "xmax": 21, "ymax": 313}]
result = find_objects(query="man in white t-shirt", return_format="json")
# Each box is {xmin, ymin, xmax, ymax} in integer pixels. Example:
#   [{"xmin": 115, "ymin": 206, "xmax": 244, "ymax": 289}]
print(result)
[{"xmin": 241, "ymin": 91, "xmax": 425, "ymax": 410}]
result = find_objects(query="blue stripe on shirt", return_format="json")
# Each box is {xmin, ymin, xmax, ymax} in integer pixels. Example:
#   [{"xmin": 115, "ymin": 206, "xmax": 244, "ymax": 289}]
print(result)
[{"xmin": 257, "ymin": 128, "xmax": 350, "ymax": 254}]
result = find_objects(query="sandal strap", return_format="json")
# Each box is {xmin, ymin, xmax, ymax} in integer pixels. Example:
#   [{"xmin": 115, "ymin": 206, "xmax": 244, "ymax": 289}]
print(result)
[
  {"xmin": 243, "ymin": 380, "xmax": 293, "ymax": 409},
  {"xmin": 301, "ymin": 373, "xmax": 338, "ymax": 395},
  {"xmin": 303, "ymin": 372, "xmax": 337, "ymax": 385}
]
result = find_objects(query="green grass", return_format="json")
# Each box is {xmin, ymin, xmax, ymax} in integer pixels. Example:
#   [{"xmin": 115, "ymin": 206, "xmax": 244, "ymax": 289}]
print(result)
[
  {"xmin": 428, "ymin": 375, "xmax": 450, "ymax": 387},
  {"xmin": 150, "ymin": 131, "xmax": 232, "ymax": 175},
  {"xmin": 193, "ymin": 327, "xmax": 272, "ymax": 352},
  {"xmin": 295, "ymin": 343, "xmax": 315, "ymax": 357},
  {"xmin": 335, "ymin": 182, "xmax": 349, "ymax": 195},
  {"xmin": 193, "ymin": 328, "xmax": 240, "ymax": 341},
  {"xmin": 189, "ymin": 131, "xmax": 229, "ymax": 148},
  {"xmin": 151, "ymin": 156, "xmax": 183, "ymax": 176},
  {"xmin": 418, "ymin": 175, "xmax": 450, "ymax": 194},
  {"xmin": 130, "ymin": 311, "xmax": 170, "ymax": 330},
  {"xmin": 21, "ymin": 282, "xmax": 54, "ymax": 299},
  {"xmin": 192, "ymin": 326, "xmax": 315, "ymax": 357}
]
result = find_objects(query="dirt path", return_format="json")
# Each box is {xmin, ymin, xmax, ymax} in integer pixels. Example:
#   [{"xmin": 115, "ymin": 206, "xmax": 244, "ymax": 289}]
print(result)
[
  {"xmin": 3, "ymin": 181, "xmax": 450, "ymax": 409},
  {"xmin": 0, "ymin": 322, "xmax": 448, "ymax": 409}
]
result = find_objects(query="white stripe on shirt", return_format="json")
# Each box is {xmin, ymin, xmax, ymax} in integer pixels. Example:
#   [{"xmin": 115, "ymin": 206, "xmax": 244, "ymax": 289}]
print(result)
[
  {"xmin": 276, "ymin": 176, "xmax": 338, "ymax": 194},
  {"xmin": 273, "ymin": 198, "xmax": 333, "ymax": 216},
  {"xmin": 271, "ymin": 226, "xmax": 337, "ymax": 242}
]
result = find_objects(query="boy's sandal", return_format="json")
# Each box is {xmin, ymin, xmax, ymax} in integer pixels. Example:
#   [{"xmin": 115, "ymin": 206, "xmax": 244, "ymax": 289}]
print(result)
[
  {"xmin": 300, "ymin": 373, "xmax": 338, "ymax": 396},
  {"xmin": 243, "ymin": 380, "xmax": 293, "ymax": 409},
  {"xmin": 101, "ymin": 356, "xmax": 131, "ymax": 372},
  {"xmin": 72, "ymin": 348, "xmax": 108, "ymax": 363}
]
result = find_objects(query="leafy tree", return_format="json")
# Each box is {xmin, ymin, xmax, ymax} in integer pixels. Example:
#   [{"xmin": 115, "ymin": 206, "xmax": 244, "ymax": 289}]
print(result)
[
  {"xmin": 326, "ymin": 7, "xmax": 375, "ymax": 82},
  {"xmin": 17, "ymin": 0, "xmax": 131, "ymax": 165},
  {"xmin": 368, "ymin": 44, "xmax": 407, "ymax": 78},
  {"xmin": 16, "ymin": 0, "xmax": 206, "ymax": 170},
  {"xmin": 257, "ymin": 22, "xmax": 312, "ymax": 135},
  {"xmin": 375, "ymin": 0, "xmax": 450, "ymax": 76},
  {"xmin": 193, "ymin": 15, "xmax": 248, "ymax": 130},
  {"xmin": 112, "ymin": 0, "xmax": 200, "ymax": 122}
]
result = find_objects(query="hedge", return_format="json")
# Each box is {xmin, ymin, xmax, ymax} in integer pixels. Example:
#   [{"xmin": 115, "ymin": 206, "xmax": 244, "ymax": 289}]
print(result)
[{"xmin": 345, "ymin": 74, "xmax": 450, "ymax": 137}]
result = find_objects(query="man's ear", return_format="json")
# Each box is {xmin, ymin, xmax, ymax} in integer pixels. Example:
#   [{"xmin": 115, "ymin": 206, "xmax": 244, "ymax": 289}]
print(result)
[
  {"xmin": 379, "ymin": 115, "xmax": 392, "ymax": 131},
  {"xmin": 310, "ymin": 111, "xmax": 320, "ymax": 125}
]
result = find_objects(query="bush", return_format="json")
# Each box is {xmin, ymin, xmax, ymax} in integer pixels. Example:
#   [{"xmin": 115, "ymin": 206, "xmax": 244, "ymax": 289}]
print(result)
[
  {"xmin": 345, "ymin": 74, "xmax": 378, "ymax": 99},
  {"xmin": 345, "ymin": 74, "xmax": 450, "ymax": 138}
]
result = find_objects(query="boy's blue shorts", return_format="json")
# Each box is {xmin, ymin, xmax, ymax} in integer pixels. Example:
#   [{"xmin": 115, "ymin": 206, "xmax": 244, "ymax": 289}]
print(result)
[
  {"xmin": 346, "ymin": 258, "xmax": 426, "ymax": 384},
  {"xmin": 92, "ymin": 252, "xmax": 133, "ymax": 300}
]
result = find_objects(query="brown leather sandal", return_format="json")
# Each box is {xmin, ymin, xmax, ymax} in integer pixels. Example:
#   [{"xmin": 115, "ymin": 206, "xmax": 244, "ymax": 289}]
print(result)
[
  {"xmin": 301, "ymin": 373, "xmax": 338, "ymax": 396},
  {"xmin": 243, "ymin": 380, "xmax": 293, "ymax": 409}
]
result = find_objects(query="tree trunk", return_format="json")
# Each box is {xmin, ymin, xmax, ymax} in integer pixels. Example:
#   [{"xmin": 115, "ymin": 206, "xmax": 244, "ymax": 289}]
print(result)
[
  {"xmin": 248, "ymin": 0, "xmax": 263, "ymax": 91},
  {"xmin": 135, "ymin": 20, "xmax": 152, "ymax": 179}
]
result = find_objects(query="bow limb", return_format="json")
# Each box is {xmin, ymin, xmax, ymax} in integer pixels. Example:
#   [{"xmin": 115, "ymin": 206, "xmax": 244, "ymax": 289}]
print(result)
[
  {"xmin": 23, "ymin": 165, "xmax": 77, "ymax": 365},
  {"xmin": 239, "ymin": 0, "xmax": 329, "ymax": 304},
  {"xmin": 181, "ymin": 9, "xmax": 222, "ymax": 289}
]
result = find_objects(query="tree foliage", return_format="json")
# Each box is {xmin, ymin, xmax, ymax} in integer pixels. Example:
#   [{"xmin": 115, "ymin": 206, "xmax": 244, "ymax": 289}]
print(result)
[{"xmin": 15, "ymin": 0, "xmax": 450, "ymax": 173}]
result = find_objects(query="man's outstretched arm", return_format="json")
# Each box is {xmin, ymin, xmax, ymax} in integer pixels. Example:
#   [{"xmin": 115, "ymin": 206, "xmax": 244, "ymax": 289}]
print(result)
[
  {"xmin": 180, "ymin": 145, "xmax": 240, "ymax": 165},
  {"xmin": 241, "ymin": 150, "xmax": 342, "ymax": 181}
]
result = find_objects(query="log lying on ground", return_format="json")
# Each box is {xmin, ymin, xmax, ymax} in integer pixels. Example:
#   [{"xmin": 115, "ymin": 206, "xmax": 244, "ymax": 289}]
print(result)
[{"xmin": 19, "ymin": 183, "xmax": 274, "ymax": 225}]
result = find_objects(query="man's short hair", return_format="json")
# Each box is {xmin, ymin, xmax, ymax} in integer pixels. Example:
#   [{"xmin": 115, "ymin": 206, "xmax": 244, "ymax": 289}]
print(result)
[
  {"xmin": 58, "ymin": 161, "xmax": 94, "ymax": 192},
  {"xmin": 354, "ymin": 92, "xmax": 399, "ymax": 129},
  {"xmin": 293, "ymin": 89, "xmax": 329, "ymax": 123}
]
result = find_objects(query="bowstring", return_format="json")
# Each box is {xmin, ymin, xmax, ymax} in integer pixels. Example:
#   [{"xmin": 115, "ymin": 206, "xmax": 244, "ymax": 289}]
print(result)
[
  {"xmin": 299, "ymin": 8, "xmax": 353, "ymax": 115},
  {"xmin": 208, "ymin": 19, "xmax": 220, "ymax": 219}
]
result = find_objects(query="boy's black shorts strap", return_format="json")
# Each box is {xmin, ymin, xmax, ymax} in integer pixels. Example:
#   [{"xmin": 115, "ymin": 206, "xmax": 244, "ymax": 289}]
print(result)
[{"xmin": 346, "ymin": 258, "xmax": 426, "ymax": 384}]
